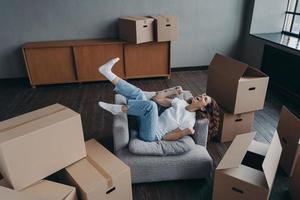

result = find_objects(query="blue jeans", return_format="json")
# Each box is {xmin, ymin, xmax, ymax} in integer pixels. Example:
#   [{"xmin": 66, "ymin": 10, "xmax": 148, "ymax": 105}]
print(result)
[{"xmin": 114, "ymin": 79, "xmax": 158, "ymax": 142}]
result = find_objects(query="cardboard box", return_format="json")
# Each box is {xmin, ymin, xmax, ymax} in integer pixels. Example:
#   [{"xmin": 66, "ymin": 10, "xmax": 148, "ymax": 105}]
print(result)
[
  {"xmin": 119, "ymin": 16, "xmax": 154, "ymax": 44},
  {"xmin": 213, "ymin": 132, "xmax": 282, "ymax": 200},
  {"xmin": 151, "ymin": 15, "xmax": 178, "ymax": 42},
  {"xmin": 289, "ymin": 155, "xmax": 300, "ymax": 200},
  {"xmin": 207, "ymin": 54, "xmax": 269, "ymax": 114},
  {"xmin": 218, "ymin": 107, "xmax": 254, "ymax": 142},
  {"xmin": 0, "ymin": 176, "xmax": 10, "ymax": 188},
  {"xmin": 0, "ymin": 178, "xmax": 77, "ymax": 200},
  {"xmin": 64, "ymin": 139, "xmax": 132, "ymax": 200},
  {"xmin": 22, "ymin": 180, "xmax": 77, "ymax": 200},
  {"xmin": 0, "ymin": 186, "xmax": 41, "ymax": 200},
  {"xmin": 0, "ymin": 103, "xmax": 86, "ymax": 190},
  {"xmin": 277, "ymin": 106, "xmax": 300, "ymax": 177}
]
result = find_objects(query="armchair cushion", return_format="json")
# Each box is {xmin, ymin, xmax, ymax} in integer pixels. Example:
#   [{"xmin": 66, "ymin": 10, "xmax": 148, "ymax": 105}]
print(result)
[{"xmin": 128, "ymin": 129, "xmax": 195, "ymax": 156}]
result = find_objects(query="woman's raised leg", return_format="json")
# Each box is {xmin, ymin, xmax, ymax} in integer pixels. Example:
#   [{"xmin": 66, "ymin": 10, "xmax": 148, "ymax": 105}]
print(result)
[{"xmin": 98, "ymin": 58, "xmax": 146, "ymax": 100}]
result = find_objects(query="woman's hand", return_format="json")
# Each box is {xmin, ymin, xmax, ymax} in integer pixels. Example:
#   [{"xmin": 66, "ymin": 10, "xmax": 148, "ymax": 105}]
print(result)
[
  {"xmin": 175, "ymin": 86, "xmax": 183, "ymax": 95},
  {"xmin": 183, "ymin": 127, "xmax": 195, "ymax": 135}
]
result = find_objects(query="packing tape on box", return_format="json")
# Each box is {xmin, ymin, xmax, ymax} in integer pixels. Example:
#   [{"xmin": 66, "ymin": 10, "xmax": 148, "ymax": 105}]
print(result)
[
  {"xmin": 86, "ymin": 157, "xmax": 113, "ymax": 189},
  {"xmin": 0, "ymin": 107, "xmax": 66, "ymax": 132}
]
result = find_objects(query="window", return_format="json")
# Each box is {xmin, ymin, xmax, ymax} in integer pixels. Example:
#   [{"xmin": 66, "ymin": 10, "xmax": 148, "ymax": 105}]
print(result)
[{"xmin": 283, "ymin": 0, "xmax": 300, "ymax": 38}]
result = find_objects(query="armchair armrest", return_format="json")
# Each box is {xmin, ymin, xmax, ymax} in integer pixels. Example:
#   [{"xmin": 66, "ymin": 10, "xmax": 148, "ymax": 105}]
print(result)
[
  {"xmin": 193, "ymin": 119, "xmax": 209, "ymax": 148},
  {"xmin": 113, "ymin": 94, "xmax": 130, "ymax": 153}
]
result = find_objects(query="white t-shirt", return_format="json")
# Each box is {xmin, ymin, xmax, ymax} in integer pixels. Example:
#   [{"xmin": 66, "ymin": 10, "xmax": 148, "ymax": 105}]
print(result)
[{"xmin": 155, "ymin": 98, "xmax": 196, "ymax": 140}]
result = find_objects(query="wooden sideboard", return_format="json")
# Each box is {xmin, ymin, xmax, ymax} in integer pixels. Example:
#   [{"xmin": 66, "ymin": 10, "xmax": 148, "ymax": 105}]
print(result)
[{"xmin": 22, "ymin": 39, "xmax": 170, "ymax": 87}]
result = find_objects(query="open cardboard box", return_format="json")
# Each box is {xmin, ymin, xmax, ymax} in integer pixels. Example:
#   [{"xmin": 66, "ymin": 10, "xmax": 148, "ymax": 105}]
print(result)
[
  {"xmin": 218, "ymin": 107, "xmax": 254, "ymax": 143},
  {"xmin": 290, "ymin": 155, "xmax": 300, "ymax": 200},
  {"xmin": 207, "ymin": 54, "xmax": 269, "ymax": 114},
  {"xmin": 277, "ymin": 106, "xmax": 300, "ymax": 177},
  {"xmin": 151, "ymin": 15, "xmax": 178, "ymax": 42},
  {"xmin": 213, "ymin": 132, "xmax": 282, "ymax": 200},
  {"xmin": 119, "ymin": 16, "xmax": 154, "ymax": 44},
  {"xmin": 63, "ymin": 139, "xmax": 132, "ymax": 200},
  {"xmin": 0, "ymin": 104, "xmax": 86, "ymax": 190}
]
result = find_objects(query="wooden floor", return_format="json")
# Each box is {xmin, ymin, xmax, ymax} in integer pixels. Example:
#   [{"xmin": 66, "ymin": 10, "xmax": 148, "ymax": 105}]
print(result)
[{"xmin": 0, "ymin": 70, "xmax": 299, "ymax": 200}]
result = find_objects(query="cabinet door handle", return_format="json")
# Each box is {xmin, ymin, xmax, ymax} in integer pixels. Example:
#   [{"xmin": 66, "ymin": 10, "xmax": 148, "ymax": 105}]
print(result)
[
  {"xmin": 166, "ymin": 24, "xmax": 171, "ymax": 27},
  {"xmin": 235, "ymin": 118, "xmax": 243, "ymax": 122},
  {"xmin": 143, "ymin": 25, "xmax": 148, "ymax": 28},
  {"xmin": 249, "ymin": 87, "xmax": 256, "ymax": 91}
]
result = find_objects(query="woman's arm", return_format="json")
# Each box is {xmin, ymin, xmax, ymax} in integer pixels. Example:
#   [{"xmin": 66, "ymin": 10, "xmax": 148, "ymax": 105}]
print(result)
[{"xmin": 163, "ymin": 127, "xmax": 195, "ymax": 141}]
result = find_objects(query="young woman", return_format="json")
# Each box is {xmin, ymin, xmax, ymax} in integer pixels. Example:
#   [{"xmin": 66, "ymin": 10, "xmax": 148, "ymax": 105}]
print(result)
[{"xmin": 98, "ymin": 58, "xmax": 219, "ymax": 142}]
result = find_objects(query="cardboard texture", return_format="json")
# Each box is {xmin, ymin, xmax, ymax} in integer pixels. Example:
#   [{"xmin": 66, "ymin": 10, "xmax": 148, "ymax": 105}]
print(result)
[
  {"xmin": 290, "ymin": 155, "xmax": 300, "ymax": 200},
  {"xmin": 64, "ymin": 139, "xmax": 132, "ymax": 200},
  {"xmin": 0, "ymin": 186, "xmax": 41, "ymax": 200},
  {"xmin": 0, "ymin": 103, "xmax": 86, "ymax": 190},
  {"xmin": 218, "ymin": 107, "xmax": 254, "ymax": 142},
  {"xmin": 151, "ymin": 15, "xmax": 178, "ymax": 42},
  {"xmin": 0, "ymin": 177, "xmax": 10, "ymax": 188},
  {"xmin": 277, "ymin": 106, "xmax": 300, "ymax": 177},
  {"xmin": 213, "ymin": 131, "xmax": 282, "ymax": 200},
  {"xmin": 22, "ymin": 180, "xmax": 77, "ymax": 200},
  {"xmin": 207, "ymin": 54, "xmax": 269, "ymax": 114},
  {"xmin": 119, "ymin": 16, "xmax": 154, "ymax": 44}
]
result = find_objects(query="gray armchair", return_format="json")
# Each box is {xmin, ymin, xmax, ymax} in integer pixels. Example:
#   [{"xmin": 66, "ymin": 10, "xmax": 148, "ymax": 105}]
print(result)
[{"xmin": 112, "ymin": 91, "xmax": 213, "ymax": 183}]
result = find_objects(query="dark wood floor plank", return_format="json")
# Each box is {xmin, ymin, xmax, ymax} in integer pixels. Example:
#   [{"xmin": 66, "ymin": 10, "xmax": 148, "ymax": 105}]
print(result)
[{"xmin": 0, "ymin": 70, "xmax": 296, "ymax": 200}]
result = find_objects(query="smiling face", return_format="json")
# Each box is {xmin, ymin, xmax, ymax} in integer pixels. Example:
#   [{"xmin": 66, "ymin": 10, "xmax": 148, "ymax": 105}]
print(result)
[{"xmin": 191, "ymin": 93, "xmax": 212, "ymax": 111}]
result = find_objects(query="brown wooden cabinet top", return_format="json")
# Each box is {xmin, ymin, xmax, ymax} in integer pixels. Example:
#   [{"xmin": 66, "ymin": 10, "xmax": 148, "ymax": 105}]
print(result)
[{"xmin": 23, "ymin": 38, "xmax": 126, "ymax": 48}]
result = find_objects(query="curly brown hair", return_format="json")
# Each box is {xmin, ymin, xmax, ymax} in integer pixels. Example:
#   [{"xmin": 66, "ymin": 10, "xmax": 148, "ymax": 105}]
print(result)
[{"xmin": 188, "ymin": 97, "xmax": 220, "ymax": 141}]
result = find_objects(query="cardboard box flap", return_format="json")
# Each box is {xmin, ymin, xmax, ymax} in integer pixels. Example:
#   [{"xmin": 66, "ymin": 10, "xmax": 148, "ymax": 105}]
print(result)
[
  {"xmin": 22, "ymin": 180, "xmax": 76, "ymax": 200},
  {"xmin": 0, "ymin": 108, "xmax": 78, "ymax": 143},
  {"xmin": 209, "ymin": 54, "xmax": 248, "ymax": 81},
  {"xmin": 243, "ymin": 66, "xmax": 268, "ymax": 78},
  {"xmin": 85, "ymin": 139, "xmax": 129, "ymax": 187},
  {"xmin": 277, "ymin": 106, "xmax": 300, "ymax": 146},
  {"xmin": 262, "ymin": 132, "xmax": 282, "ymax": 188},
  {"xmin": 155, "ymin": 15, "xmax": 176, "ymax": 22},
  {"xmin": 0, "ymin": 104, "xmax": 65, "ymax": 133},
  {"xmin": 217, "ymin": 132, "xmax": 256, "ymax": 170},
  {"xmin": 248, "ymin": 140, "xmax": 269, "ymax": 156},
  {"xmin": 120, "ymin": 16, "xmax": 152, "ymax": 22}
]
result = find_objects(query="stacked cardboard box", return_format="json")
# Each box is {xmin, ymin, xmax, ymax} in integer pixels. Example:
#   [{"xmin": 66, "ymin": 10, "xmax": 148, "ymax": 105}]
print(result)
[
  {"xmin": 118, "ymin": 15, "xmax": 178, "ymax": 44},
  {"xmin": 207, "ymin": 53, "xmax": 269, "ymax": 142},
  {"xmin": 0, "ymin": 104, "xmax": 86, "ymax": 190},
  {"xmin": 0, "ymin": 178, "xmax": 77, "ymax": 200},
  {"xmin": 0, "ymin": 186, "xmax": 40, "ymax": 200},
  {"xmin": 213, "ymin": 132, "xmax": 282, "ymax": 200},
  {"xmin": 0, "ymin": 104, "xmax": 132, "ymax": 199}
]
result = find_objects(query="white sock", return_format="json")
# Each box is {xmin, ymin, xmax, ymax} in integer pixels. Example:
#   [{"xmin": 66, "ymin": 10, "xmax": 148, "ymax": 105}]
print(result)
[
  {"xmin": 98, "ymin": 101, "xmax": 123, "ymax": 115},
  {"xmin": 98, "ymin": 57, "xmax": 120, "ymax": 81}
]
